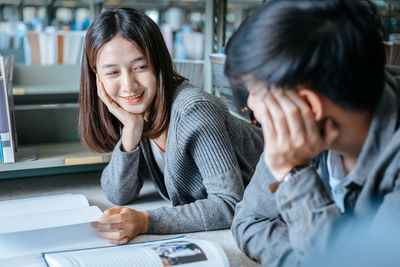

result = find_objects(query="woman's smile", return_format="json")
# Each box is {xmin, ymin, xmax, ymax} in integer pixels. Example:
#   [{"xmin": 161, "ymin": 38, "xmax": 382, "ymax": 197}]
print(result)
[{"xmin": 121, "ymin": 91, "xmax": 145, "ymax": 104}]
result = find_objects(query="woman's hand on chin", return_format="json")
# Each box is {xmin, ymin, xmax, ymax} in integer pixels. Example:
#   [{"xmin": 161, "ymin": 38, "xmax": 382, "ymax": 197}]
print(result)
[{"xmin": 96, "ymin": 75, "xmax": 144, "ymax": 152}]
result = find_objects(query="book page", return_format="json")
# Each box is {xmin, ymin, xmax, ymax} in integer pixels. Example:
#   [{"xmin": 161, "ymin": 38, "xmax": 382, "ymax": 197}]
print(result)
[
  {"xmin": 44, "ymin": 237, "xmax": 229, "ymax": 267},
  {"xmin": 0, "ymin": 194, "xmax": 109, "ymax": 264},
  {"xmin": 45, "ymin": 246, "xmax": 163, "ymax": 267},
  {"xmin": 0, "ymin": 206, "xmax": 102, "ymax": 234},
  {"xmin": 0, "ymin": 194, "xmax": 89, "ymax": 218},
  {"xmin": 0, "ymin": 222, "xmax": 110, "ymax": 260}
]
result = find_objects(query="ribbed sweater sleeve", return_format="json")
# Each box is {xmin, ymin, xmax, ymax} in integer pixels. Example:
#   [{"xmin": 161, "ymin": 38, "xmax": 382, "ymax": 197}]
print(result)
[
  {"xmin": 147, "ymin": 98, "xmax": 245, "ymax": 233},
  {"xmin": 101, "ymin": 140, "xmax": 144, "ymax": 205}
]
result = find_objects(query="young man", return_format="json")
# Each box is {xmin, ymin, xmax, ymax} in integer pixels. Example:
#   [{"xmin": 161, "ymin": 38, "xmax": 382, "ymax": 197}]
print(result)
[{"xmin": 225, "ymin": 0, "xmax": 400, "ymax": 266}]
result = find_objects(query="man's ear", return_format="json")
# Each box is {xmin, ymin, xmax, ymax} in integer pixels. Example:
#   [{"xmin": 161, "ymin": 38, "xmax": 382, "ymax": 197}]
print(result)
[{"xmin": 297, "ymin": 88, "xmax": 323, "ymax": 121}]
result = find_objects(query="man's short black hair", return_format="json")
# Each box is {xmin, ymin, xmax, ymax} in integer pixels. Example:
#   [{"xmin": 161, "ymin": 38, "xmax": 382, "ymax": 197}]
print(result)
[{"xmin": 225, "ymin": 0, "xmax": 386, "ymax": 111}]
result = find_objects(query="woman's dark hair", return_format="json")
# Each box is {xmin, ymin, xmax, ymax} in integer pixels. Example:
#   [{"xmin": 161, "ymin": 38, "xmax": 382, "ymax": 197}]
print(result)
[
  {"xmin": 225, "ymin": 0, "xmax": 386, "ymax": 111},
  {"xmin": 79, "ymin": 8, "xmax": 185, "ymax": 152}
]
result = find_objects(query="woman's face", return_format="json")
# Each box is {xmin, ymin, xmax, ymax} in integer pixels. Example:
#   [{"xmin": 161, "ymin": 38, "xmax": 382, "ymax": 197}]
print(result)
[{"xmin": 96, "ymin": 36, "xmax": 157, "ymax": 115}]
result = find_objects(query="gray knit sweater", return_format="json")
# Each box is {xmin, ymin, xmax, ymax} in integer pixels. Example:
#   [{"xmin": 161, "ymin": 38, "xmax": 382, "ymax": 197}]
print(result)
[{"xmin": 101, "ymin": 81, "xmax": 264, "ymax": 233}]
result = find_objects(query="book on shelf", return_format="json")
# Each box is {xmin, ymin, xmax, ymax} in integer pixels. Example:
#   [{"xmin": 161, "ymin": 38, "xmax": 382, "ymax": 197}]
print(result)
[
  {"xmin": 0, "ymin": 54, "xmax": 17, "ymax": 163},
  {"xmin": 0, "ymin": 193, "xmax": 110, "ymax": 267},
  {"xmin": 26, "ymin": 33, "xmax": 41, "ymax": 65},
  {"xmin": 62, "ymin": 32, "xmax": 85, "ymax": 65},
  {"xmin": 38, "ymin": 32, "xmax": 57, "ymax": 65},
  {"xmin": 43, "ymin": 236, "xmax": 229, "ymax": 267},
  {"xmin": 0, "ymin": 193, "xmax": 229, "ymax": 267},
  {"xmin": 25, "ymin": 31, "xmax": 85, "ymax": 65}
]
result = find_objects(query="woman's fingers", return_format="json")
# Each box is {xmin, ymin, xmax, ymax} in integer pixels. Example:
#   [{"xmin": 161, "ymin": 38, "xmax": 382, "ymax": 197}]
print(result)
[
  {"xmin": 91, "ymin": 207, "xmax": 125, "ymax": 229},
  {"xmin": 96, "ymin": 76, "xmax": 121, "ymax": 118},
  {"xmin": 98, "ymin": 229, "xmax": 130, "ymax": 244},
  {"xmin": 96, "ymin": 76, "xmax": 131, "ymax": 124},
  {"xmin": 98, "ymin": 228, "xmax": 126, "ymax": 239},
  {"xmin": 91, "ymin": 207, "xmax": 146, "ymax": 244},
  {"xmin": 108, "ymin": 237, "xmax": 130, "ymax": 245},
  {"xmin": 91, "ymin": 208, "xmax": 131, "ymax": 244},
  {"xmin": 91, "ymin": 221, "xmax": 123, "ymax": 230},
  {"xmin": 96, "ymin": 75, "xmax": 113, "ymax": 107},
  {"xmin": 96, "ymin": 76, "xmax": 120, "ymax": 112},
  {"xmin": 103, "ymin": 206, "xmax": 124, "ymax": 216}
]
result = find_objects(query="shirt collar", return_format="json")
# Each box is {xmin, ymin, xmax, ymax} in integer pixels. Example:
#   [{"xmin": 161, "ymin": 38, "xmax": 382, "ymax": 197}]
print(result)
[{"xmin": 344, "ymin": 84, "xmax": 399, "ymax": 186}]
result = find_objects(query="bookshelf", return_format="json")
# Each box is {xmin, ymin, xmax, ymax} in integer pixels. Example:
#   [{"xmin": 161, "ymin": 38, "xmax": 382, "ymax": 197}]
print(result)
[{"xmin": 0, "ymin": 64, "xmax": 110, "ymax": 179}]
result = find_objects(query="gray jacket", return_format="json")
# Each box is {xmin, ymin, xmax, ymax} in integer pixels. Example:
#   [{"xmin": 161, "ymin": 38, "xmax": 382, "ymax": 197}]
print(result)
[
  {"xmin": 231, "ymin": 66, "xmax": 400, "ymax": 267},
  {"xmin": 101, "ymin": 81, "xmax": 264, "ymax": 233}
]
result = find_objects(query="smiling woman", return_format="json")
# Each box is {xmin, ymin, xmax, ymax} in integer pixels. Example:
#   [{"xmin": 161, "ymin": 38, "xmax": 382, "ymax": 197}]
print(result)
[{"xmin": 78, "ymin": 8, "xmax": 264, "ymax": 245}]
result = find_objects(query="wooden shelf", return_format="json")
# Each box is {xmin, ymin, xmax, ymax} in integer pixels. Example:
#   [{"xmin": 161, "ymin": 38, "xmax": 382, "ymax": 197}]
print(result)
[{"xmin": 13, "ymin": 85, "xmax": 79, "ymax": 96}]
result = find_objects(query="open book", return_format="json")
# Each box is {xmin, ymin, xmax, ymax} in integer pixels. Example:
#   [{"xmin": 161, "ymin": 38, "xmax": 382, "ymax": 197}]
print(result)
[
  {"xmin": 0, "ymin": 194, "xmax": 110, "ymax": 267},
  {"xmin": 43, "ymin": 236, "xmax": 229, "ymax": 267}
]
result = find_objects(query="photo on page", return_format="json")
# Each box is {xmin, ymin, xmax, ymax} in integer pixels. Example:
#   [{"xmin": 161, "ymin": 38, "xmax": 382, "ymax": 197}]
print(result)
[{"xmin": 151, "ymin": 241, "xmax": 207, "ymax": 266}]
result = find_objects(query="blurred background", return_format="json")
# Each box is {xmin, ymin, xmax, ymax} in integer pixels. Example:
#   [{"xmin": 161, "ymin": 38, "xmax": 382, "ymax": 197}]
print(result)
[
  {"xmin": 0, "ymin": 0, "xmax": 265, "ymax": 65},
  {"xmin": 0, "ymin": 0, "xmax": 398, "ymax": 67},
  {"xmin": 0, "ymin": 0, "xmax": 398, "ymax": 177}
]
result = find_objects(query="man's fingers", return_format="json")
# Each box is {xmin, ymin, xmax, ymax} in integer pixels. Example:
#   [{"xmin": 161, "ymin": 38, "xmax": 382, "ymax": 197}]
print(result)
[
  {"xmin": 272, "ymin": 89, "xmax": 307, "ymax": 143},
  {"xmin": 285, "ymin": 90, "xmax": 320, "ymax": 139},
  {"xmin": 265, "ymin": 91, "xmax": 290, "ymax": 141},
  {"xmin": 285, "ymin": 90, "xmax": 310, "ymax": 113},
  {"xmin": 260, "ymin": 98, "xmax": 276, "ymax": 143}
]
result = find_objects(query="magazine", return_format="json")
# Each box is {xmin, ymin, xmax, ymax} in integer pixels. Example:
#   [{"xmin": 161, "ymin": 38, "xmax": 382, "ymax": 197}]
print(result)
[{"xmin": 43, "ymin": 236, "xmax": 229, "ymax": 267}]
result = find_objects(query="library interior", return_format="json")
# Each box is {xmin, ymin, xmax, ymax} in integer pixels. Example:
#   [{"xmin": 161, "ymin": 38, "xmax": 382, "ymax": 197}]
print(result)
[{"xmin": 0, "ymin": 0, "xmax": 399, "ymax": 267}]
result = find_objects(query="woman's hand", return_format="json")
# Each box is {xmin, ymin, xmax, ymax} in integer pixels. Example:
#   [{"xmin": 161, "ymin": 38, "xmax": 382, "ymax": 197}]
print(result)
[
  {"xmin": 260, "ymin": 88, "xmax": 339, "ymax": 181},
  {"xmin": 96, "ymin": 76, "xmax": 144, "ymax": 152},
  {"xmin": 91, "ymin": 206, "xmax": 149, "ymax": 245}
]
